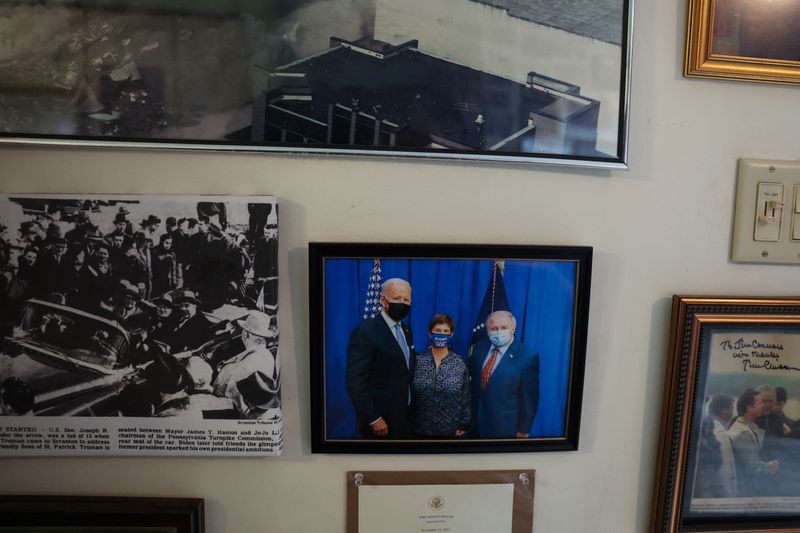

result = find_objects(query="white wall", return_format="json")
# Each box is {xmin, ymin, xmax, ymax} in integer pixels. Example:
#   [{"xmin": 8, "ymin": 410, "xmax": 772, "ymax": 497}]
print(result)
[{"xmin": 2, "ymin": 0, "xmax": 800, "ymax": 531}]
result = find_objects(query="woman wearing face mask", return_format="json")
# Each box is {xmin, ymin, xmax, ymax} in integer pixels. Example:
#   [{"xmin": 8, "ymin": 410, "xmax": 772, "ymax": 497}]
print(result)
[{"xmin": 412, "ymin": 314, "xmax": 471, "ymax": 437}]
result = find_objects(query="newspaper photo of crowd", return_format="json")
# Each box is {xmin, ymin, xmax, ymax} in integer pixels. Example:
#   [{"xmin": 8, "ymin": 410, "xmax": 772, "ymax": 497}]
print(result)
[{"xmin": 0, "ymin": 195, "xmax": 279, "ymax": 422}]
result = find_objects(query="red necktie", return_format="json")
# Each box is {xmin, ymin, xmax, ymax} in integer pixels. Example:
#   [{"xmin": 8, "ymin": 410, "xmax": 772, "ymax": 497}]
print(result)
[{"xmin": 481, "ymin": 348, "xmax": 499, "ymax": 389}]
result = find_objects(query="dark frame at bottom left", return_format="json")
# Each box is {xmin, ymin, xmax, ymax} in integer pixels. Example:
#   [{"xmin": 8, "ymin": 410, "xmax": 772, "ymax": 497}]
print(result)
[{"xmin": 0, "ymin": 496, "xmax": 204, "ymax": 532}]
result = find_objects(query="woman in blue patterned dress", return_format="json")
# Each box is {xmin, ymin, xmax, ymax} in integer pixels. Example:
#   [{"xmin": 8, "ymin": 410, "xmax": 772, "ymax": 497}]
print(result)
[{"xmin": 412, "ymin": 314, "xmax": 471, "ymax": 437}]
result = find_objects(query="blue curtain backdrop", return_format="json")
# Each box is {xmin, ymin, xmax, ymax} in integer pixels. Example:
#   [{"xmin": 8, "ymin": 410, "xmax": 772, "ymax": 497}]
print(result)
[{"xmin": 324, "ymin": 257, "xmax": 577, "ymax": 439}]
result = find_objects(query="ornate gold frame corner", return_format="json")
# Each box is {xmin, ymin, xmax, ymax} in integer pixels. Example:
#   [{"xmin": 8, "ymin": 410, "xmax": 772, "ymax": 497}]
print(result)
[{"xmin": 685, "ymin": 0, "xmax": 800, "ymax": 85}]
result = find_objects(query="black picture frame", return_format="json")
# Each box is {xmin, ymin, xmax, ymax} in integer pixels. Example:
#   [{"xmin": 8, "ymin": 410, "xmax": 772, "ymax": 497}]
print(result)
[
  {"xmin": 0, "ymin": 496, "xmax": 204, "ymax": 532},
  {"xmin": 651, "ymin": 296, "xmax": 800, "ymax": 533},
  {"xmin": 0, "ymin": 0, "xmax": 632, "ymax": 169},
  {"xmin": 309, "ymin": 243, "xmax": 592, "ymax": 453}
]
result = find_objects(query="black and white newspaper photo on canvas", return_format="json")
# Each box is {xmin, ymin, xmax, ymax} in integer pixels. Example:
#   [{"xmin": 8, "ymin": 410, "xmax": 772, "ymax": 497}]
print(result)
[{"xmin": 0, "ymin": 194, "xmax": 281, "ymax": 456}]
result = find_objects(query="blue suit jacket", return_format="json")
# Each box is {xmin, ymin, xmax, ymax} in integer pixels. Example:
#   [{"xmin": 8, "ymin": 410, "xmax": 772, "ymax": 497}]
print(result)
[
  {"xmin": 346, "ymin": 315, "xmax": 414, "ymax": 438},
  {"xmin": 470, "ymin": 338, "xmax": 539, "ymax": 438}
]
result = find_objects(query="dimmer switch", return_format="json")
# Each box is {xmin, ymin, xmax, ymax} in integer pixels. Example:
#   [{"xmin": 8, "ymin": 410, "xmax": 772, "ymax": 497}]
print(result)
[
  {"xmin": 731, "ymin": 159, "xmax": 800, "ymax": 264},
  {"xmin": 753, "ymin": 182, "xmax": 783, "ymax": 242}
]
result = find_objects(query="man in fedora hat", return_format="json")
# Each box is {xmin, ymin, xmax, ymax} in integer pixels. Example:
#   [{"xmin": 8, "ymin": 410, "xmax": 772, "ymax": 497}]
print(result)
[
  {"xmin": 148, "ymin": 293, "xmax": 178, "ymax": 346},
  {"xmin": 235, "ymin": 370, "xmax": 281, "ymax": 420},
  {"xmin": 251, "ymin": 220, "xmax": 278, "ymax": 314},
  {"xmin": 81, "ymin": 224, "xmax": 106, "ymax": 256},
  {"xmin": 213, "ymin": 311, "xmax": 279, "ymax": 408},
  {"xmin": 105, "ymin": 280, "xmax": 151, "ymax": 335},
  {"xmin": 162, "ymin": 290, "xmax": 213, "ymax": 353},
  {"xmin": 106, "ymin": 212, "xmax": 132, "ymax": 248},
  {"xmin": 33, "ymin": 235, "xmax": 68, "ymax": 297},
  {"xmin": 32, "ymin": 237, "xmax": 86, "ymax": 304},
  {"xmin": 108, "ymin": 232, "xmax": 130, "ymax": 275},
  {"xmin": 78, "ymin": 242, "xmax": 115, "ymax": 312},
  {"xmin": 126, "ymin": 231, "xmax": 153, "ymax": 299},
  {"xmin": 170, "ymin": 218, "xmax": 192, "ymax": 283},
  {"xmin": 64, "ymin": 210, "xmax": 92, "ymax": 246},
  {"xmin": 186, "ymin": 215, "xmax": 234, "ymax": 310}
]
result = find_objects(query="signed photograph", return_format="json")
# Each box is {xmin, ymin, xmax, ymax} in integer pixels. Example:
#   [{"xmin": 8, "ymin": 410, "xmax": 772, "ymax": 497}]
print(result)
[
  {"xmin": 0, "ymin": 0, "xmax": 631, "ymax": 167},
  {"xmin": 309, "ymin": 243, "xmax": 591, "ymax": 453},
  {"xmin": 686, "ymin": 327, "xmax": 800, "ymax": 515},
  {"xmin": 0, "ymin": 194, "xmax": 282, "ymax": 456},
  {"xmin": 652, "ymin": 296, "xmax": 800, "ymax": 533}
]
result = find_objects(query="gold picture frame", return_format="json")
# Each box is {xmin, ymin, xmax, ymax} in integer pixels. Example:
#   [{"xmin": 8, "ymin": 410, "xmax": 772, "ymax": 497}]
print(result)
[
  {"xmin": 651, "ymin": 296, "xmax": 800, "ymax": 532},
  {"xmin": 685, "ymin": 0, "xmax": 800, "ymax": 85}
]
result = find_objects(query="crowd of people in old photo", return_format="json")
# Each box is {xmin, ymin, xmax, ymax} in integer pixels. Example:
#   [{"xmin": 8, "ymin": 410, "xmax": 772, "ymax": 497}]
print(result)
[
  {"xmin": 695, "ymin": 384, "xmax": 800, "ymax": 500},
  {"xmin": 0, "ymin": 199, "xmax": 280, "ymax": 421}
]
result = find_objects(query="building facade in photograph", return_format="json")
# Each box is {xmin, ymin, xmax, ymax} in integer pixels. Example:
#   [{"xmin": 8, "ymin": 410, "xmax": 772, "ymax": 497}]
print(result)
[
  {"xmin": 372, "ymin": 0, "xmax": 624, "ymax": 155},
  {"xmin": 251, "ymin": 37, "xmax": 601, "ymax": 156}
]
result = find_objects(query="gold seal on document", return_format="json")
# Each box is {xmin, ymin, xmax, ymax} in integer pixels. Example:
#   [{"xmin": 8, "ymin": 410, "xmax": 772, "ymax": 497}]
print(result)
[{"xmin": 428, "ymin": 495, "xmax": 445, "ymax": 511}]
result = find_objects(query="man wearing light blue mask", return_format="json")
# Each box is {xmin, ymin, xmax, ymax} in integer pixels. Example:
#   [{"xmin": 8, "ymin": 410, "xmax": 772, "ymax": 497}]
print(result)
[{"xmin": 470, "ymin": 310, "xmax": 539, "ymax": 438}]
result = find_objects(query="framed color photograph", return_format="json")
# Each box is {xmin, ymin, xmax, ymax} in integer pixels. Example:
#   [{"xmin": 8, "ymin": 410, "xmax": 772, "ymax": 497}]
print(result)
[
  {"xmin": 309, "ymin": 243, "xmax": 591, "ymax": 453},
  {"xmin": 0, "ymin": 496, "xmax": 204, "ymax": 533},
  {"xmin": 685, "ymin": 0, "xmax": 800, "ymax": 84},
  {"xmin": 0, "ymin": 0, "xmax": 632, "ymax": 168},
  {"xmin": 652, "ymin": 296, "xmax": 800, "ymax": 533}
]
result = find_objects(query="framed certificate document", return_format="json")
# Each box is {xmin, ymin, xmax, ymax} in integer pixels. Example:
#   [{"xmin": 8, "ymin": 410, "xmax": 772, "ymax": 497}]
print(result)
[{"xmin": 346, "ymin": 470, "xmax": 535, "ymax": 533}]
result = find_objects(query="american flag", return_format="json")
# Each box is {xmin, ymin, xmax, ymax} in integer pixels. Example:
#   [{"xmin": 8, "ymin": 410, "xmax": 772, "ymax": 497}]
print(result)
[{"xmin": 362, "ymin": 258, "xmax": 383, "ymax": 319}]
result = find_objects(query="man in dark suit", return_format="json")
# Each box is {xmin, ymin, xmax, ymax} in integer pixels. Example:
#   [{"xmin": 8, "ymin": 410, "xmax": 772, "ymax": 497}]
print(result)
[
  {"xmin": 163, "ymin": 290, "xmax": 213, "ymax": 353},
  {"xmin": 32, "ymin": 236, "xmax": 68, "ymax": 297},
  {"xmin": 470, "ymin": 310, "xmax": 539, "ymax": 438},
  {"xmin": 346, "ymin": 278, "xmax": 414, "ymax": 439}
]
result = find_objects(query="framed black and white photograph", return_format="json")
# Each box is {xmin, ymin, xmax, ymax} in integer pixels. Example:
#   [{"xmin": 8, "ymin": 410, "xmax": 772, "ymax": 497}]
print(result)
[
  {"xmin": 309, "ymin": 242, "xmax": 591, "ymax": 453},
  {"xmin": 0, "ymin": 0, "xmax": 632, "ymax": 168},
  {"xmin": 652, "ymin": 296, "xmax": 800, "ymax": 533},
  {"xmin": 0, "ymin": 495, "xmax": 204, "ymax": 533},
  {"xmin": 0, "ymin": 194, "xmax": 282, "ymax": 456}
]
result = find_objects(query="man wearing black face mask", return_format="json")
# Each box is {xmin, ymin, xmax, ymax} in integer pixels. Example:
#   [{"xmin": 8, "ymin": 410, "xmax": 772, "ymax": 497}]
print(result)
[{"xmin": 346, "ymin": 278, "xmax": 414, "ymax": 438}]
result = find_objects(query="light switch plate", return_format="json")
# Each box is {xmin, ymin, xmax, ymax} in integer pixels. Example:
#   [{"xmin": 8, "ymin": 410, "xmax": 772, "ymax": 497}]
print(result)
[{"xmin": 732, "ymin": 158, "xmax": 800, "ymax": 264}]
